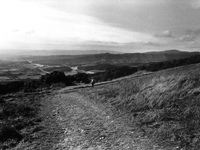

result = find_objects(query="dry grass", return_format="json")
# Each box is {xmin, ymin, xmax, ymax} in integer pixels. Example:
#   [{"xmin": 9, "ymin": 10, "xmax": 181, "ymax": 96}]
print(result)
[
  {"xmin": 80, "ymin": 63, "xmax": 200, "ymax": 149},
  {"xmin": 0, "ymin": 93, "xmax": 43, "ymax": 149}
]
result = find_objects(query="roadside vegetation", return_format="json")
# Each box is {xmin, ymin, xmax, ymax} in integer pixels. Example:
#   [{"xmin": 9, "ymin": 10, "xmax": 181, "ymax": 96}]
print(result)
[
  {"xmin": 80, "ymin": 64, "xmax": 200, "ymax": 149},
  {"xmin": 0, "ymin": 93, "xmax": 44, "ymax": 149}
]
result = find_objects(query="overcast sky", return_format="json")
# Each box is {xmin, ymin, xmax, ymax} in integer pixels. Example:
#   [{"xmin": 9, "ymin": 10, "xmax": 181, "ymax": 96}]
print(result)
[{"xmin": 0, "ymin": 0, "xmax": 200, "ymax": 53}]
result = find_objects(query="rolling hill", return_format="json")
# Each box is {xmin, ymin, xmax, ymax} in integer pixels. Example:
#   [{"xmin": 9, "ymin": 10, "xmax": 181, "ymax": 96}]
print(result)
[{"xmin": 20, "ymin": 50, "xmax": 199, "ymax": 66}]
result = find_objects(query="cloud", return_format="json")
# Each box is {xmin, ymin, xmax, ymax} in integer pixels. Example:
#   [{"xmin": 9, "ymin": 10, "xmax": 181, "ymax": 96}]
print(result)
[
  {"xmin": 179, "ymin": 34, "xmax": 197, "ymax": 42},
  {"xmin": 154, "ymin": 30, "xmax": 173, "ymax": 38},
  {"xmin": 1, "ymin": 0, "xmax": 199, "ymax": 53},
  {"xmin": 190, "ymin": 0, "xmax": 200, "ymax": 9},
  {"xmin": 194, "ymin": 29, "xmax": 200, "ymax": 35},
  {"xmin": 138, "ymin": 41, "xmax": 162, "ymax": 46},
  {"xmin": 26, "ymin": 30, "xmax": 35, "ymax": 35},
  {"xmin": 0, "ymin": 0, "xmax": 158, "ymax": 50},
  {"xmin": 178, "ymin": 29, "xmax": 200, "ymax": 42},
  {"xmin": 12, "ymin": 29, "xmax": 19, "ymax": 32}
]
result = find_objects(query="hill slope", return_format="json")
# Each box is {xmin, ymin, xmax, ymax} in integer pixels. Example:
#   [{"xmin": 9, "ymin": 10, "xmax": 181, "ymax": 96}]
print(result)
[
  {"xmin": 79, "ymin": 63, "xmax": 200, "ymax": 149},
  {"xmin": 1, "ymin": 63, "xmax": 200, "ymax": 149},
  {"xmin": 21, "ymin": 50, "xmax": 199, "ymax": 65}
]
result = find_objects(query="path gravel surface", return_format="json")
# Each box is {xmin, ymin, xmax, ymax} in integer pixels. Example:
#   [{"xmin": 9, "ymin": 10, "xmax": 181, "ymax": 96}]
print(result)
[{"xmin": 26, "ymin": 89, "xmax": 152, "ymax": 150}]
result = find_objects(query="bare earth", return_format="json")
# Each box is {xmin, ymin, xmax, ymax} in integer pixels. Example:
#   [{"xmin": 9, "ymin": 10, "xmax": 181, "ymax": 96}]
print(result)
[
  {"xmin": 52, "ymin": 92, "xmax": 142, "ymax": 150},
  {"xmin": 15, "ymin": 85, "xmax": 154, "ymax": 150}
]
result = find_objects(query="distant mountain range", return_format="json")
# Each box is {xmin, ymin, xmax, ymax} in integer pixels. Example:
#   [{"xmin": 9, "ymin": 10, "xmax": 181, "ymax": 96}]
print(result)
[
  {"xmin": 3, "ymin": 50, "xmax": 121, "ymax": 56},
  {"xmin": 20, "ymin": 49, "xmax": 200, "ymax": 66}
]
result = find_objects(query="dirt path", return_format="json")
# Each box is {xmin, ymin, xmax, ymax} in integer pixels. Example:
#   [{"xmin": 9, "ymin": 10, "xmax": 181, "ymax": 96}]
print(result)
[
  {"xmin": 37, "ymin": 90, "xmax": 151, "ymax": 150},
  {"xmin": 13, "ymin": 65, "xmax": 200, "ymax": 149},
  {"xmin": 59, "ymin": 72, "xmax": 152, "ymax": 94},
  {"xmin": 13, "ymin": 72, "xmax": 166, "ymax": 150}
]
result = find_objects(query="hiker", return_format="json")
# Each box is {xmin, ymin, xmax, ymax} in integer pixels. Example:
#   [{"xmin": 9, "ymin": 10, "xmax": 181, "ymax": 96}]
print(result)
[{"xmin": 91, "ymin": 78, "xmax": 95, "ymax": 87}]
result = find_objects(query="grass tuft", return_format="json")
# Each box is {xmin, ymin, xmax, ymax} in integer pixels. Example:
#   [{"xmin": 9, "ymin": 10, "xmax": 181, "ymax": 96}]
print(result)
[{"xmin": 0, "ymin": 94, "xmax": 42, "ymax": 149}]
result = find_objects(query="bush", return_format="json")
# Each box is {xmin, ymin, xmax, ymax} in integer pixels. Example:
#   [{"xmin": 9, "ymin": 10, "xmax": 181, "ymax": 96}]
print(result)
[
  {"xmin": 139, "ymin": 54, "xmax": 200, "ymax": 72},
  {"xmin": 0, "ymin": 81, "xmax": 24, "ymax": 95},
  {"xmin": 73, "ymin": 73, "xmax": 90, "ymax": 83},
  {"xmin": 40, "ymin": 71, "xmax": 66, "ymax": 84},
  {"xmin": 100, "ymin": 66, "xmax": 138, "ymax": 81}
]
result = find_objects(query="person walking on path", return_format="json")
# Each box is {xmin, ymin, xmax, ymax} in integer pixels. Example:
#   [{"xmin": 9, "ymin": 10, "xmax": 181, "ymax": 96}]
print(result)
[{"xmin": 91, "ymin": 78, "xmax": 95, "ymax": 87}]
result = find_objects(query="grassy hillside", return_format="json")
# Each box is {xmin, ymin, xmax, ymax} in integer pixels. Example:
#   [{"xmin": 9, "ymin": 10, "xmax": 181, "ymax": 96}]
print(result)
[
  {"xmin": 80, "ymin": 63, "xmax": 200, "ymax": 149},
  {"xmin": 0, "ymin": 92, "xmax": 44, "ymax": 149}
]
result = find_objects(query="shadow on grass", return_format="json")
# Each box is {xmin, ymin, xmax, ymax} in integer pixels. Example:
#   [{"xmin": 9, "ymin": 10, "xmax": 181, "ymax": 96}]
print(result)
[{"xmin": 0, "ymin": 94, "xmax": 42, "ymax": 149}]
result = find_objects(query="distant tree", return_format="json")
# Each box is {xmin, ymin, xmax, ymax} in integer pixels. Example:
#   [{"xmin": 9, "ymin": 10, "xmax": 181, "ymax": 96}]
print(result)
[
  {"xmin": 99, "ymin": 66, "xmax": 138, "ymax": 81},
  {"xmin": 139, "ymin": 54, "xmax": 200, "ymax": 72}
]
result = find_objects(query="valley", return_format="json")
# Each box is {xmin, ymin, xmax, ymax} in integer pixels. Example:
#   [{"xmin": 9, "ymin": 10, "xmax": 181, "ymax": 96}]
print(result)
[{"xmin": 0, "ymin": 50, "xmax": 198, "ymax": 82}]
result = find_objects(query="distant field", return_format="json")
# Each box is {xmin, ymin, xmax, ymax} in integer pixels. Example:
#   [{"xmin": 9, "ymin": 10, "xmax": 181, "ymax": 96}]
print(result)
[
  {"xmin": 0, "ymin": 61, "xmax": 44, "ymax": 81},
  {"xmin": 0, "ymin": 60, "xmax": 116, "ymax": 81},
  {"xmin": 0, "ymin": 50, "xmax": 199, "ymax": 82},
  {"xmin": 80, "ymin": 63, "xmax": 200, "ymax": 149},
  {"xmin": 0, "ymin": 60, "xmax": 72, "ymax": 81},
  {"xmin": 78, "ymin": 63, "xmax": 117, "ymax": 71},
  {"xmin": 43, "ymin": 66, "xmax": 72, "ymax": 73}
]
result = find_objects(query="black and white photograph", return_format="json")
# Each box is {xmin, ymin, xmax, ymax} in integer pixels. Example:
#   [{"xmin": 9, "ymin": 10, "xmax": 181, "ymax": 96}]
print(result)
[{"xmin": 1, "ymin": 0, "xmax": 200, "ymax": 149}]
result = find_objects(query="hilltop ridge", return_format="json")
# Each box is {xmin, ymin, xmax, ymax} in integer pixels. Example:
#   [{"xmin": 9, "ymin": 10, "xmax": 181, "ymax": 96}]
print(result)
[{"xmin": 19, "ymin": 50, "xmax": 199, "ymax": 66}]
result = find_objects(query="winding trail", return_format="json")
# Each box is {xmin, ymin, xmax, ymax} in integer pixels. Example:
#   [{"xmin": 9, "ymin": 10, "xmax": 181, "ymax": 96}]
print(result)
[
  {"xmin": 24, "ymin": 72, "xmax": 160, "ymax": 150},
  {"xmin": 18, "ymin": 71, "xmax": 169, "ymax": 150},
  {"xmin": 59, "ymin": 72, "xmax": 152, "ymax": 94},
  {"xmin": 44, "ymin": 91, "xmax": 149, "ymax": 150},
  {"xmin": 14, "ymin": 64, "xmax": 200, "ymax": 149}
]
